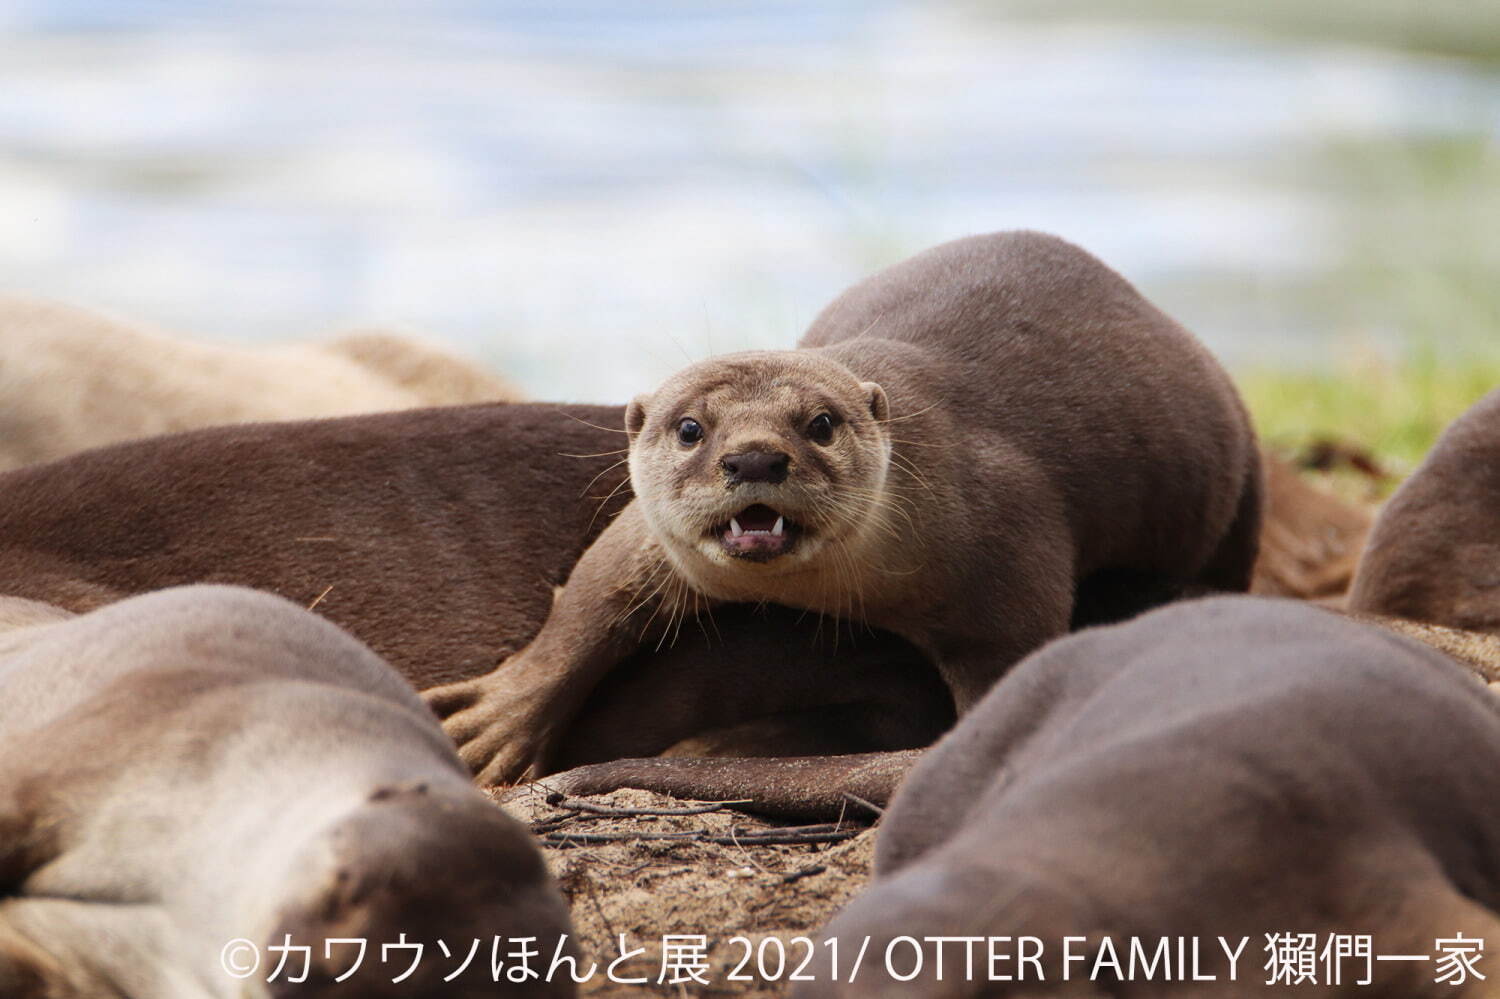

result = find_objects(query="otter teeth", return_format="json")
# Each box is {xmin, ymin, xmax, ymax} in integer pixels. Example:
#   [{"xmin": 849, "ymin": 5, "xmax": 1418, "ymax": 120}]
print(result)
[
  {"xmin": 730, "ymin": 518, "xmax": 745, "ymax": 538},
  {"xmin": 771, "ymin": 516, "xmax": 784, "ymax": 537}
]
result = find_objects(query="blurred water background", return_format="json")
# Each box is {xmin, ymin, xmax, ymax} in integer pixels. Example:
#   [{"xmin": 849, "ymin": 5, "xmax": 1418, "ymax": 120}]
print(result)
[{"xmin": 0, "ymin": 0, "xmax": 1496, "ymax": 405}]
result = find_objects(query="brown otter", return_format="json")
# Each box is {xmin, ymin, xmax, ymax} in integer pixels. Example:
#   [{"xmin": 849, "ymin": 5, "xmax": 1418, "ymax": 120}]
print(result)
[
  {"xmin": 0, "ymin": 585, "xmax": 572, "ymax": 998},
  {"xmin": 792, "ymin": 597, "xmax": 1500, "ymax": 997},
  {"xmin": 533, "ymin": 601, "xmax": 1500, "ymax": 822},
  {"xmin": 0, "ymin": 402, "xmax": 949, "ymax": 762},
  {"xmin": 431, "ymin": 230, "xmax": 1263, "ymax": 785},
  {"xmin": 1349, "ymin": 387, "xmax": 1500, "ymax": 632},
  {"xmin": 1251, "ymin": 452, "xmax": 1373, "ymax": 605}
]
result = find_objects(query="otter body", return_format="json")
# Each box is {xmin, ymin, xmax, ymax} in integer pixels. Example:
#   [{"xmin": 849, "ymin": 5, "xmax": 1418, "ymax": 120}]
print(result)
[
  {"xmin": 796, "ymin": 597, "xmax": 1500, "ymax": 997},
  {"xmin": 436, "ymin": 231, "xmax": 1262, "ymax": 783},
  {"xmin": 0, "ymin": 296, "xmax": 520, "ymax": 471},
  {"xmin": 1350, "ymin": 387, "xmax": 1500, "ymax": 632},
  {"xmin": 0, "ymin": 585, "xmax": 572, "ymax": 998},
  {"xmin": 0, "ymin": 402, "xmax": 948, "ymax": 763}
]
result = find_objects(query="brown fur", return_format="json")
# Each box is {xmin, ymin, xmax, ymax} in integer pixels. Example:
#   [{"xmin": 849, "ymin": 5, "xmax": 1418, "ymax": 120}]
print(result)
[
  {"xmin": 796, "ymin": 597, "xmax": 1500, "ymax": 997},
  {"xmin": 0, "ymin": 585, "xmax": 572, "ymax": 998},
  {"xmin": 431, "ymin": 231, "xmax": 1262, "ymax": 784},
  {"xmin": 1250, "ymin": 452, "xmax": 1373, "ymax": 604},
  {"xmin": 1350, "ymin": 387, "xmax": 1500, "ymax": 631},
  {"xmin": 533, "ymin": 451, "xmax": 1382, "ymax": 815},
  {"xmin": 0, "ymin": 402, "xmax": 946, "ymax": 762},
  {"xmin": 519, "ymin": 750, "xmax": 921, "ymax": 822},
  {"xmin": 322, "ymin": 328, "xmax": 524, "ymax": 406},
  {"xmin": 0, "ymin": 296, "xmax": 520, "ymax": 471},
  {"xmin": 533, "ymin": 602, "xmax": 1500, "ymax": 823}
]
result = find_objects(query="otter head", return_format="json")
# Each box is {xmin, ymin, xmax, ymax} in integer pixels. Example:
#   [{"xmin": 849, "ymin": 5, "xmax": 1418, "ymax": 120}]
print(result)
[
  {"xmin": 263, "ymin": 782, "xmax": 574, "ymax": 997},
  {"xmin": 626, "ymin": 351, "xmax": 890, "ymax": 575}
]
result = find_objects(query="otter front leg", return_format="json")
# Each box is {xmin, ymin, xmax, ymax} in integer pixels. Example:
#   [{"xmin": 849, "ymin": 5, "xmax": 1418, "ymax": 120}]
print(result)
[
  {"xmin": 928, "ymin": 562, "xmax": 1074, "ymax": 714},
  {"xmin": 426, "ymin": 503, "xmax": 701, "ymax": 785}
]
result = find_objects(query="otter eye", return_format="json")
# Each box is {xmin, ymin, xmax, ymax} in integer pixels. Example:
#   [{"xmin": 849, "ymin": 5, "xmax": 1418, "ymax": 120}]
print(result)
[
  {"xmin": 807, "ymin": 412, "xmax": 835, "ymax": 445},
  {"xmin": 677, "ymin": 418, "xmax": 704, "ymax": 446}
]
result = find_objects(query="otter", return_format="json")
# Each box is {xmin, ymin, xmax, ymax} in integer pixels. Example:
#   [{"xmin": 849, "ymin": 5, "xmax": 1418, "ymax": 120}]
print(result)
[
  {"xmin": 432, "ymin": 230, "xmax": 1262, "ymax": 784},
  {"xmin": 1349, "ymin": 387, "xmax": 1500, "ymax": 632},
  {"xmin": 0, "ymin": 296, "xmax": 520, "ymax": 471},
  {"xmin": 792, "ymin": 597, "xmax": 1500, "ymax": 997},
  {"xmin": 0, "ymin": 585, "xmax": 572, "ymax": 998},
  {"xmin": 0, "ymin": 402, "xmax": 949, "ymax": 762},
  {"xmin": 320, "ymin": 328, "xmax": 524, "ymax": 407},
  {"xmin": 1252, "ymin": 452, "xmax": 1372, "ymax": 604},
  {"xmin": 532, "ymin": 602, "xmax": 1500, "ymax": 821}
]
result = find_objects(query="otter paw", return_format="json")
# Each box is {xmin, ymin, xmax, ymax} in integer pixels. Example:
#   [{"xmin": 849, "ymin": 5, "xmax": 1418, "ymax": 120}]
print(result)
[
  {"xmin": 422, "ymin": 677, "xmax": 485, "ymax": 718},
  {"xmin": 469, "ymin": 733, "xmax": 547, "ymax": 787},
  {"xmin": 437, "ymin": 691, "xmax": 555, "ymax": 786}
]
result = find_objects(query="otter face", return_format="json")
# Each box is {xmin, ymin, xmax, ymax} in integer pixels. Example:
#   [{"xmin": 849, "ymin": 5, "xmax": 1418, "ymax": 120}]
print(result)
[{"xmin": 626, "ymin": 351, "xmax": 890, "ymax": 576}]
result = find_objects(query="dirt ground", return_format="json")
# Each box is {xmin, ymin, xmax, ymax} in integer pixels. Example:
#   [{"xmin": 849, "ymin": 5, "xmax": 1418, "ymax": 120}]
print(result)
[{"xmin": 496, "ymin": 785, "xmax": 877, "ymax": 997}]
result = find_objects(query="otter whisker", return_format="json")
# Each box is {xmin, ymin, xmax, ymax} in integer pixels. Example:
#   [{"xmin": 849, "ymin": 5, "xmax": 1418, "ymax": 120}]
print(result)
[
  {"xmin": 558, "ymin": 448, "xmax": 630, "ymax": 459},
  {"xmin": 656, "ymin": 574, "xmax": 693, "ymax": 652},
  {"xmin": 557, "ymin": 409, "xmax": 630, "ymax": 434},
  {"xmin": 889, "ymin": 452, "xmax": 935, "ymax": 494},
  {"xmin": 614, "ymin": 557, "xmax": 675, "ymax": 631},
  {"xmin": 874, "ymin": 400, "xmax": 940, "ymax": 425},
  {"xmin": 884, "ymin": 436, "xmax": 961, "ymax": 451},
  {"xmin": 579, "ymin": 457, "xmax": 629, "ymax": 500},
  {"xmin": 584, "ymin": 471, "xmax": 634, "ymax": 533}
]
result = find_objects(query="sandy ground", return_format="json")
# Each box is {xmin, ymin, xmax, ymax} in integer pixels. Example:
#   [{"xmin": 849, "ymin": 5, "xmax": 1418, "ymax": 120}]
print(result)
[{"xmin": 497, "ymin": 786, "xmax": 878, "ymax": 997}]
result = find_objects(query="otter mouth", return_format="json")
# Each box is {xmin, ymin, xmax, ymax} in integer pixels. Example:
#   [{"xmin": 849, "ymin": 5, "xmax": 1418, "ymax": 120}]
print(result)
[{"xmin": 715, "ymin": 504, "xmax": 800, "ymax": 561}]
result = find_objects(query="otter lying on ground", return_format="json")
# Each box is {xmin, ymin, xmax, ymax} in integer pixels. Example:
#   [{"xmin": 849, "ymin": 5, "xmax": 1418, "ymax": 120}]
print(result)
[
  {"xmin": 795, "ymin": 596, "xmax": 1500, "ymax": 998},
  {"xmin": 1350, "ymin": 386, "xmax": 1500, "ymax": 633},
  {"xmin": 0, "ymin": 296, "xmax": 520, "ymax": 471},
  {"xmin": 0, "ymin": 585, "xmax": 572, "ymax": 998},
  {"xmin": 431, "ymin": 230, "xmax": 1263, "ymax": 784},
  {"xmin": 0, "ymin": 403, "xmax": 948, "ymax": 763}
]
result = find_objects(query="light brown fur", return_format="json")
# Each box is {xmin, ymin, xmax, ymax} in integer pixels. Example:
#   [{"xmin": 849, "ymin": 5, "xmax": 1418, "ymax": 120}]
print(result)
[
  {"xmin": 321, "ymin": 328, "xmax": 524, "ymax": 406},
  {"xmin": 1250, "ymin": 452, "xmax": 1373, "ymax": 604},
  {"xmin": 0, "ymin": 296, "xmax": 521, "ymax": 470},
  {"xmin": 0, "ymin": 585, "xmax": 572, "ymax": 998}
]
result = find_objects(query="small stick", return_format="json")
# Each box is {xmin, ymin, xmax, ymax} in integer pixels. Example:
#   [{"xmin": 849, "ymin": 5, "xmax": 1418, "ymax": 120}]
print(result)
[
  {"xmin": 780, "ymin": 864, "xmax": 827, "ymax": 885},
  {"xmin": 543, "ymin": 829, "xmax": 862, "ymax": 848},
  {"xmin": 545, "ymin": 796, "xmax": 752, "ymax": 817}
]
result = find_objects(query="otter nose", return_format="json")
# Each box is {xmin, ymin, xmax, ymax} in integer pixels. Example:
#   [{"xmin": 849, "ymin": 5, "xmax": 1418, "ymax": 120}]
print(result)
[{"xmin": 721, "ymin": 450, "xmax": 790, "ymax": 485}]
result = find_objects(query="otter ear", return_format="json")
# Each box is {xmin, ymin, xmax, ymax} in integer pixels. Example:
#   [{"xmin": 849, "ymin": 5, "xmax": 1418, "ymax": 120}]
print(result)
[
  {"xmin": 625, "ymin": 394, "xmax": 652, "ymax": 437},
  {"xmin": 860, "ymin": 382, "xmax": 889, "ymax": 423}
]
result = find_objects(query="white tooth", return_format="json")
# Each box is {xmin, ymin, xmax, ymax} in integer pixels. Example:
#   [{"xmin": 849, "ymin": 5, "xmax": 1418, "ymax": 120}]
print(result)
[
  {"xmin": 772, "ymin": 516, "xmax": 785, "ymax": 537},
  {"xmin": 730, "ymin": 518, "xmax": 744, "ymax": 538}
]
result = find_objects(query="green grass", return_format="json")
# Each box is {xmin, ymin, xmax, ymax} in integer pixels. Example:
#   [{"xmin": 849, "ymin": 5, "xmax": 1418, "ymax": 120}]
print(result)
[
  {"xmin": 1240, "ymin": 128, "xmax": 1500, "ymax": 488},
  {"xmin": 989, "ymin": 0, "xmax": 1500, "ymax": 64},
  {"xmin": 1238, "ymin": 341, "xmax": 1500, "ymax": 485}
]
